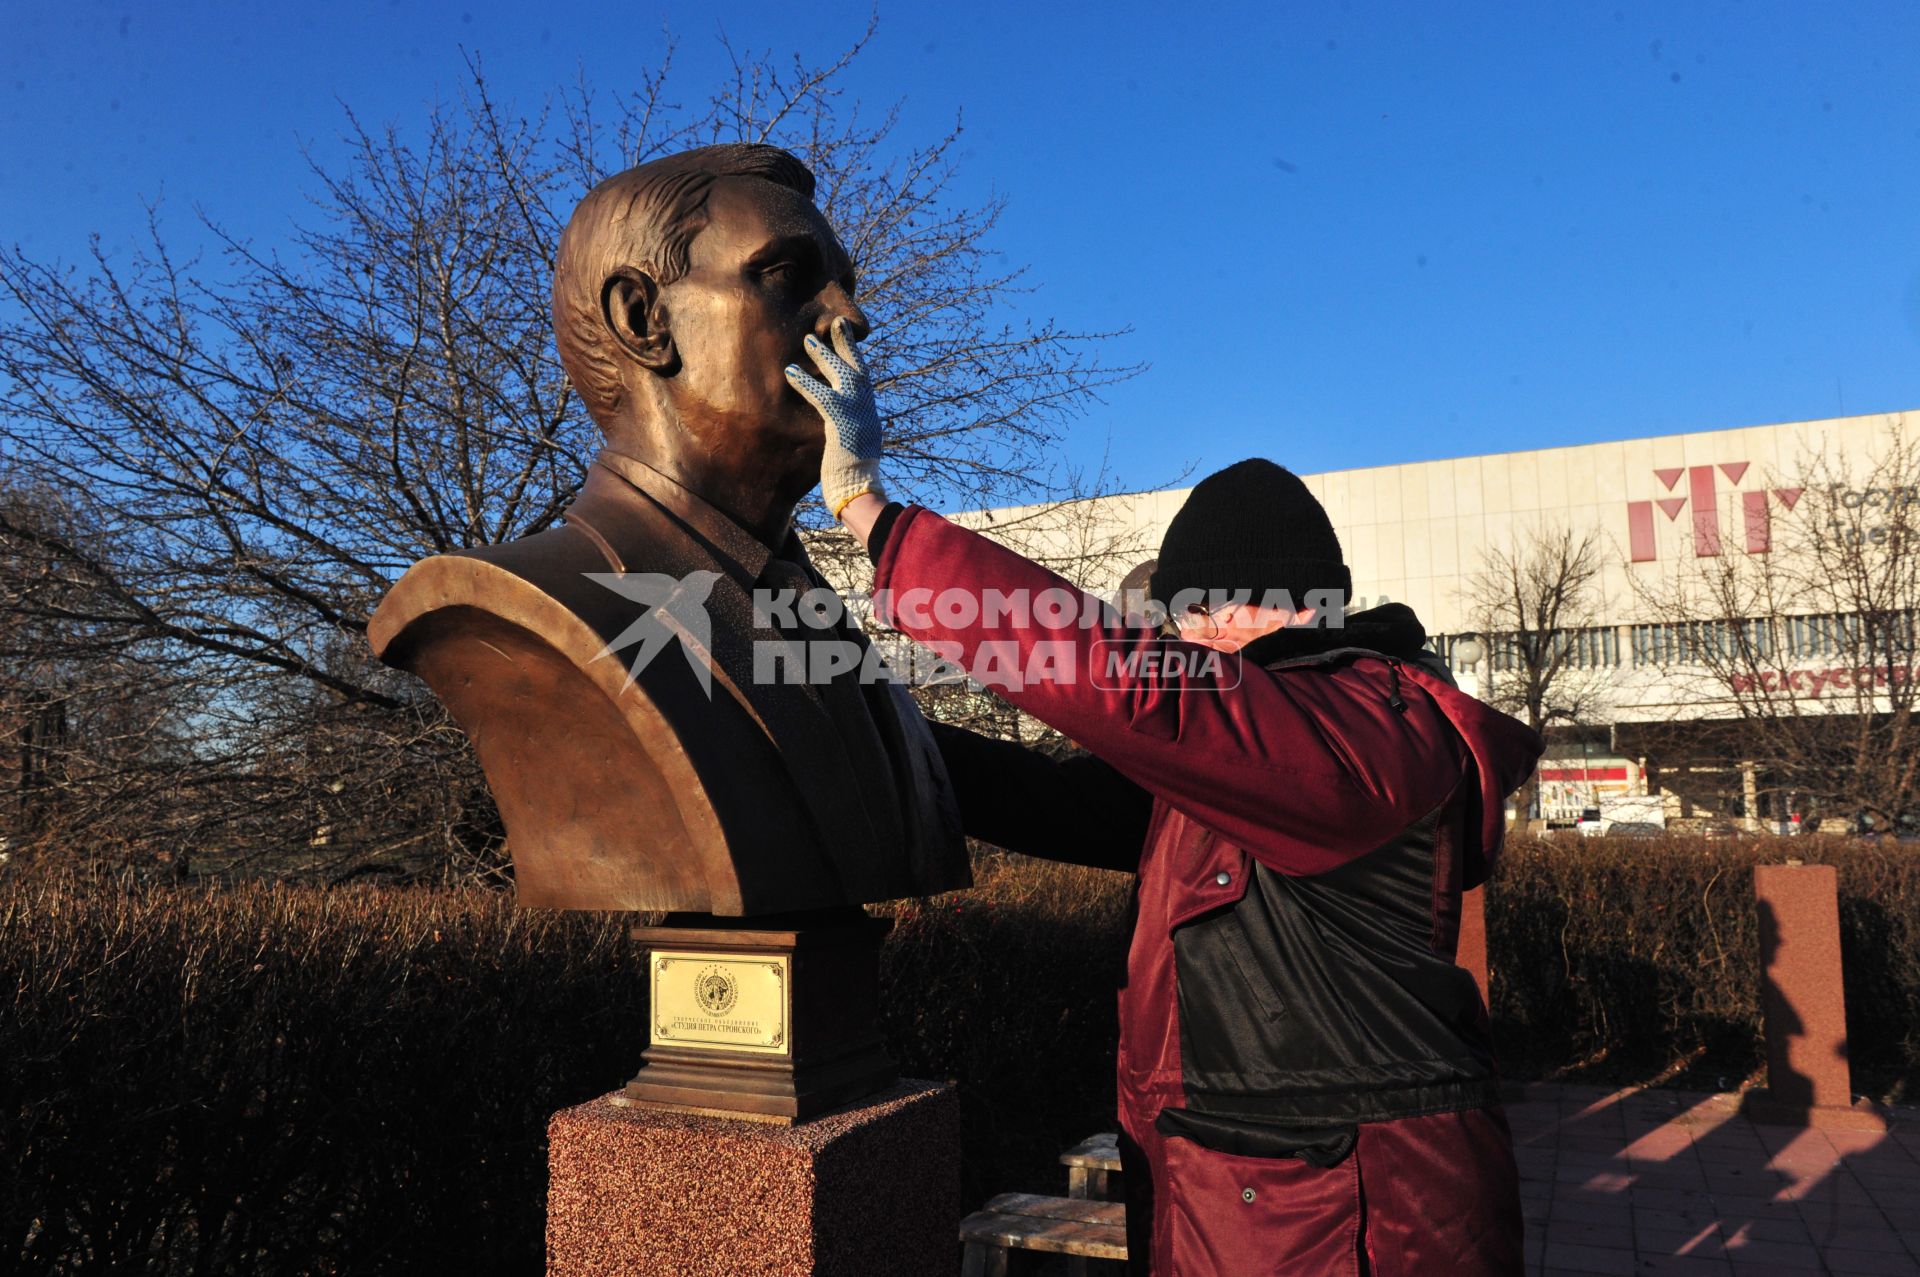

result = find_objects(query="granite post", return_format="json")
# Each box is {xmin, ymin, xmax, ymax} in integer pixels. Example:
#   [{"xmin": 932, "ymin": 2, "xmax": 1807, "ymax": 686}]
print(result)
[
  {"xmin": 1458, "ymin": 884, "xmax": 1490, "ymax": 1010},
  {"xmin": 1741, "ymin": 863, "xmax": 1884, "ymax": 1131}
]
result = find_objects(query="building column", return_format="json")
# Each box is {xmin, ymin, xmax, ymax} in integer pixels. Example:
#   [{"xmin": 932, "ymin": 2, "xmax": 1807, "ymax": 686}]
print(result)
[{"xmin": 1741, "ymin": 761, "xmax": 1760, "ymax": 832}]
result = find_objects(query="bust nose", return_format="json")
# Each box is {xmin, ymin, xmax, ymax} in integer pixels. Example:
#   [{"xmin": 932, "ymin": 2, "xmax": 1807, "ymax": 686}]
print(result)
[{"xmin": 816, "ymin": 282, "xmax": 869, "ymax": 345}]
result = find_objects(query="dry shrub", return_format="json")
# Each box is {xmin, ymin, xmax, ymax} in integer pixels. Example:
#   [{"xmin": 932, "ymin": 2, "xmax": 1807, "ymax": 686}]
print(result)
[
  {"xmin": 5, "ymin": 838, "xmax": 1916, "ymax": 1273},
  {"xmin": 1, "ymin": 856, "xmax": 1133, "ymax": 1274},
  {"xmin": 2, "ymin": 873, "xmax": 648, "ymax": 1274},
  {"xmin": 1487, "ymin": 834, "xmax": 1920, "ymax": 1100}
]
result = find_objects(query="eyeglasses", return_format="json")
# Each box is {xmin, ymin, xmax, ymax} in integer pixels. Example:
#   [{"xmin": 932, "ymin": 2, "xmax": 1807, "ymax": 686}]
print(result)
[{"xmin": 1175, "ymin": 603, "xmax": 1221, "ymax": 640}]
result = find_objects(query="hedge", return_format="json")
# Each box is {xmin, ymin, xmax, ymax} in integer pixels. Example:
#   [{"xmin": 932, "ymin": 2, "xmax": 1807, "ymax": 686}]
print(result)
[
  {"xmin": 4, "ymin": 837, "xmax": 1916, "ymax": 1273},
  {"xmin": 1487, "ymin": 836, "xmax": 1920, "ymax": 1098}
]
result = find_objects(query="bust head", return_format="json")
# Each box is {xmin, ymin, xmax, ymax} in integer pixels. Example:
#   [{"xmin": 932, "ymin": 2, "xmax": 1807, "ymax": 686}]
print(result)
[{"xmin": 552, "ymin": 144, "xmax": 868, "ymax": 537}]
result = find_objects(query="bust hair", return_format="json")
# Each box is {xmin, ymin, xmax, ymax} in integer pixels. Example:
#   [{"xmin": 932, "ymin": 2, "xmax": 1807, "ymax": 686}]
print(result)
[{"xmin": 552, "ymin": 143, "xmax": 817, "ymax": 425}]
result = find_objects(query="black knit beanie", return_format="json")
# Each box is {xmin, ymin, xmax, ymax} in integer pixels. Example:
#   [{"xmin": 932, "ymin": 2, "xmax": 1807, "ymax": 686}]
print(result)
[{"xmin": 1149, "ymin": 459, "xmax": 1352, "ymax": 609}]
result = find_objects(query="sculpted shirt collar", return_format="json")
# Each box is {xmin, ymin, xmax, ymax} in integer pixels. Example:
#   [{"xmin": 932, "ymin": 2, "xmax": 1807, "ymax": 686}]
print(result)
[{"xmin": 591, "ymin": 447, "xmax": 805, "ymax": 583}]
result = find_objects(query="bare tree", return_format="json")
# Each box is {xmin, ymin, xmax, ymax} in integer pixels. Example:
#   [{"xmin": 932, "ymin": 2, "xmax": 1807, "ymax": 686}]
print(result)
[
  {"xmin": 0, "ymin": 25, "xmax": 1136, "ymax": 876},
  {"xmin": 1465, "ymin": 525, "xmax": 1610, "ymax": 819},
  {"xmin": 0, "ymin": 483, "xmax": 187, "ymax": 866},
  {"xmin": 1630, "ymin": 425, "xmax": 1920, "ymax": 830}
]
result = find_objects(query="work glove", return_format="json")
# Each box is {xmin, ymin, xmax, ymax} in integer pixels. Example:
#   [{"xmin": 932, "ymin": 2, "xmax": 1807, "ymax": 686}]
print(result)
[{"xmin": 786, "ymin": 317, "xmax": 886, "ymax": 518}]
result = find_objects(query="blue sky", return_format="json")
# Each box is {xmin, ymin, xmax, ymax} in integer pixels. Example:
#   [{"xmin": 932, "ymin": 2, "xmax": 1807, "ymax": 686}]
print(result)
[{"xmin": 6, "ymin": 1, "xmax": 1920, "ymax": 494}]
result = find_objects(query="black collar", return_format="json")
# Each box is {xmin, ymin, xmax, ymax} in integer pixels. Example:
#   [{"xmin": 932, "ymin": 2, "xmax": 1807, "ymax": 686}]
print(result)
[{"xmin": 1237, "ymin": 602, "xmax": 1430, "ymax": 667}]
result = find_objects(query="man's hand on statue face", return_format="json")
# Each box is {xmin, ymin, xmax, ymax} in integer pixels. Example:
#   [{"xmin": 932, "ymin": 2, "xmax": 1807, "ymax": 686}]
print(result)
[{"xmin": 786, "ymin": 316, "xmax": 887, "ymax": 522}]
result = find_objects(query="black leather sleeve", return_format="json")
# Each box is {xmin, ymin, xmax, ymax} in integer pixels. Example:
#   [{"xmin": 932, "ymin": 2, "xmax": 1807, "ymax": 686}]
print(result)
[{"xmin": 927, "ymin": 720, "xmax": 1151, "ymax": 873}]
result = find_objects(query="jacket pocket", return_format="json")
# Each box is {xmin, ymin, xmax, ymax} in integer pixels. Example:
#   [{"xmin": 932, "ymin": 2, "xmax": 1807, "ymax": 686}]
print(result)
[
  {"xmin": 1155, "ymin": 1107, "xmax": 1354, "ymax": 1166},
  {"xmin": 1170, "ymin": 893, "xmax": 1305, "ymax": 1095},
  {"xmin": 1158, "ymin": 1132, "xmax": 1364, "ymax": 1277}
]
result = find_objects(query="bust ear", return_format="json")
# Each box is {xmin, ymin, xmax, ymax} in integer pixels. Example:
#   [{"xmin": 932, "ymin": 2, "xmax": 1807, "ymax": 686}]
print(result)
[{"xmin": 602, "ymin": 268, "xmax": 677, "ymax": 373}]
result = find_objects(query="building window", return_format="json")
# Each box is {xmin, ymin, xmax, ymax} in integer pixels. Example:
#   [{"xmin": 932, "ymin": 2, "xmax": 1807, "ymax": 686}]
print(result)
[
  {"xmin": 1441, "ymin": 612, "xmax": 1914, "ymax": 673},
  {"xmin": 1564, "ymin": 626, "xmax": 1621, "ymax": 669},
  {"xmin": 1428, "ymin": 627, "xmax": 1625, "ymax": 672},
  {"xmin": 1630, "ymin": 620, "xmax": 1742, "ymax": 667}
]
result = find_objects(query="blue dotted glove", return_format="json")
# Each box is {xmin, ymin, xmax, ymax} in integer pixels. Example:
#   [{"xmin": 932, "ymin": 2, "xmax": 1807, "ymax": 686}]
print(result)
[{"xmin": 786, "ymin": 318, "xmax": 886, "ymax": 518}]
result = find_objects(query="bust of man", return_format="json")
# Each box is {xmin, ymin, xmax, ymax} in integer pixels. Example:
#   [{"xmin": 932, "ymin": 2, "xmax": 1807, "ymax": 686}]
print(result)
[{"xmin": 369, "ymin": 144, "xmax": 968, "ymax": 914}]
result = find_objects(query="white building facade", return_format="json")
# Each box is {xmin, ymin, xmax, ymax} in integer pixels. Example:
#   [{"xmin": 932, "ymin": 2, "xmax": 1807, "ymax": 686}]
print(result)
[{"xmin": 970, "ymin": 409, "xmax": 1920, "ymax": 829}]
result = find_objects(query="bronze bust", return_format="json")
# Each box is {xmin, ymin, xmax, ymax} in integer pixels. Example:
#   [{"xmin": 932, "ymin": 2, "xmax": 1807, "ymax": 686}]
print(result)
[{"xmin": 369, "ymin": 144, "xmax": 968, "ymax": 914}]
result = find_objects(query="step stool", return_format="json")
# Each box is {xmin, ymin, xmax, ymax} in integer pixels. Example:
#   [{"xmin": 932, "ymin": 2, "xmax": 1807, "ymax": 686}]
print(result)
[
  {"xmin": 958, "ymin": 1192, "xmax": 1127, "ymax": 1275},
  {"xmin": 1059, "ymin": 1132, "xmax": 1123, "ymax": 1202}
]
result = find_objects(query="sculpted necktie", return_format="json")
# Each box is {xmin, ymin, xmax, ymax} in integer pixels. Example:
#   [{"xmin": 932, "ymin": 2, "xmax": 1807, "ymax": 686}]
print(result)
[{"xmin": 756, "ymin": 554, "xmax": 908, "ymax": 873}]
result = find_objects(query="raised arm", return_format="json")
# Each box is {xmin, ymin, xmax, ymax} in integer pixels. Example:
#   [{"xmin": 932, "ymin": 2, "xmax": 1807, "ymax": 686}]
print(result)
[
  {"xmin": 789, "ymin": 321, "xmax": 1468, "ymax": 875},
  {"xmin": 872, "ymin": 507, "xmax": 1466, "ymax": 873},
  {"xmin": 928, "ymin": 721, "xmax": 1151, "ymax": 873}
]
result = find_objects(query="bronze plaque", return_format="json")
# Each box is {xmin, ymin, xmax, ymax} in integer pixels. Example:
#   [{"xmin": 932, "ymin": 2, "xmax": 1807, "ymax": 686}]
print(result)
[{"xmin": 650, "ymin": 950, "xmax": 791, "ymax": 1055}]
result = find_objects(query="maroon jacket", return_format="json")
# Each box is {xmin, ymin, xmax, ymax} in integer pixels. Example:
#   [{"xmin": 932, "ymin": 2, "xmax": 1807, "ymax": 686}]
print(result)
[{"xmin": 872, "ymin": 507, "xmax": 1543, "ymax": 1276}]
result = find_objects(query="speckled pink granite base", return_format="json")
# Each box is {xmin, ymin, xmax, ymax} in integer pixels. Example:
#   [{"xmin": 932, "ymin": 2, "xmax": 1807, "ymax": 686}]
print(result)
[{"xmin": 546, "ymin": 1079, "xmax": 958, "ymax": 1276}]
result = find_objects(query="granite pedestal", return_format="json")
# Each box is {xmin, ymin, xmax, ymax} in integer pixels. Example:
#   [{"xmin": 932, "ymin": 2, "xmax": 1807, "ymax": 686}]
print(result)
[{"xmin": 547, "ymin": 1079, "xmax": 958, "ymax": 1276}]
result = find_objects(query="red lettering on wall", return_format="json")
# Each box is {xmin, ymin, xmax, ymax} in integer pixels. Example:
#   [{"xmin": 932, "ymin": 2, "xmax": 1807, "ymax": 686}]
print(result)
[
  {"xmin": 1730, "ymin": 663, "xmax": 1919, "ymax": 697},
  {"xmin": 1691, "ymin": 465, "xmax": 1721, "ymax": 556},
  {"xmin": 1744, "ymin": 490, "xmax": 1771, "ymax": 553},
  {"xmin": 1628, "ymin": 500, "xmax": 1656, "ymax": 562}
]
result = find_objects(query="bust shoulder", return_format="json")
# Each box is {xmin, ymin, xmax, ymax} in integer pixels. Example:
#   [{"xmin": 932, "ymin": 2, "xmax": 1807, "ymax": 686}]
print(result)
[{"xmin": 367, "ymin": 517, "xmax": 630, "ymax": 667}]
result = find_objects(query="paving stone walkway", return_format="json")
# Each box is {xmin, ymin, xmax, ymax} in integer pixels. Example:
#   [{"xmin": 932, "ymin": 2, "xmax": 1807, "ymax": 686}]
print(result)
[{"xmin": 1510, "ymin": 1084, "xmax": 1920, "ymax": 1275}]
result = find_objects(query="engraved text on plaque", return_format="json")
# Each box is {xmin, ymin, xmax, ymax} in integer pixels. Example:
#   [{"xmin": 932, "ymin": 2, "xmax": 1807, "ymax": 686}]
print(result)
[{"xmin": 650, "ymin": 950, "xmax": 791, "ymax": 1054}]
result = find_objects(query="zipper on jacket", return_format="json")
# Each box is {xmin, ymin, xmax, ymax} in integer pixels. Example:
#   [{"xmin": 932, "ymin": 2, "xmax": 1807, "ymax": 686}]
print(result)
[{"xmin": 1385, "ymin": 660, "xmax": 1409, "ymax": 713}]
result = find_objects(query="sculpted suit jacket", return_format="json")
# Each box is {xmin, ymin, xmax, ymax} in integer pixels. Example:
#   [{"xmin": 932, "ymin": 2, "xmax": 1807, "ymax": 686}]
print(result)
[{"xmin": 368, "ymin": 449, "xmax": 969, "ymax": 914}]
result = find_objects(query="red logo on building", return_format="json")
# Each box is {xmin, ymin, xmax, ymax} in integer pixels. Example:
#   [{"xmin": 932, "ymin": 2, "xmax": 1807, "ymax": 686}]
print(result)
[{"xmin": 1626, "ymin": 463, "xmax": 1804, "ymax": 562}]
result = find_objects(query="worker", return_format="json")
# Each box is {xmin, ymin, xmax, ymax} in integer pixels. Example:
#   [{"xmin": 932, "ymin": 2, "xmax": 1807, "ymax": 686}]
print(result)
[{"xmin": 790, "ymin": 320, "xmax": 1542, "ymax": 1276}]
